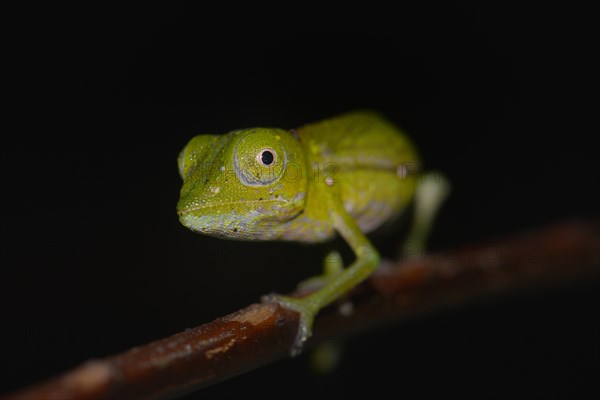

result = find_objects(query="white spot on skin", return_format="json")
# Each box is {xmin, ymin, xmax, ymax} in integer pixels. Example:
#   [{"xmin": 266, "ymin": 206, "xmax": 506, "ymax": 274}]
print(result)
[
  {"xmin": 344, "ymin": 201, "xmax": 354, "ymax": 213},
  {"xmin": 209, "ymin": 186, "xmax": 220, "ymax": 195},
  {"xmin": 325, "ymin": 177, "xmax": 334, "ymax": 186},
  {"xmin": 220, "ymin": 165, "xmax": 225, "ymax": 172},
  {"xmin": 397, "ymin": 164, "xmax": 407, "ymax": 179}
]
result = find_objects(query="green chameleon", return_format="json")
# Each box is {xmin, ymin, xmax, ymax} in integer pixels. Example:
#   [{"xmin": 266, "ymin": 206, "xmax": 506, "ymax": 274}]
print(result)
[{"xmin": 177, "ymin": 111, "xmax": 449, "ymax": 355}]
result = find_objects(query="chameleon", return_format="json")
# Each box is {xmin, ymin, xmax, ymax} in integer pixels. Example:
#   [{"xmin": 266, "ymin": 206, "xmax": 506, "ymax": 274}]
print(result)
[{"xmin": 176, "ymin": 111, "xmax": 448, "ymax": 355}]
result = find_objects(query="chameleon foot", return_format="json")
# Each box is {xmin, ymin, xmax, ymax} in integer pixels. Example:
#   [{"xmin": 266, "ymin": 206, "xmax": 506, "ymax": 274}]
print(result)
[{"xmin": 262, "ymin": 294, "xmax": 318, "ymax": 356}]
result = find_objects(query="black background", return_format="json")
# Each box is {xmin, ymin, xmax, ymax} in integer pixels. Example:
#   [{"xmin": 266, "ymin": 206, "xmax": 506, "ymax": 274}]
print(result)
[{"xmin": 2, "ymin": 3, "xmax": 599, "ymax": 399}]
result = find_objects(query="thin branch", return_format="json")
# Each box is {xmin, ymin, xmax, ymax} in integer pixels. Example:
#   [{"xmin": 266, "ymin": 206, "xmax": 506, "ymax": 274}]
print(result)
[{"xmin": 3, "ymin": 220, "xmax": 600, "ymax": 400}]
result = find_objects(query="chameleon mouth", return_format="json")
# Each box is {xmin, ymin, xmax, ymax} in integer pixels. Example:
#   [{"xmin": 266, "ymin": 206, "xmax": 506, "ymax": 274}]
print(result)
[
  {"xmin": 178, "ymin": 198, "xmax": 286, "ymax": 215},
  {"xmin": 178, "ymin": 211, "xmax": 269, "ymax": 240},
  {"xmin": 178, "ymin": 212, "xmax": 212, "ymax": 234},
  {"xmin": 178, "ymin": 210, "xmax": 240, "ymax": 237}
]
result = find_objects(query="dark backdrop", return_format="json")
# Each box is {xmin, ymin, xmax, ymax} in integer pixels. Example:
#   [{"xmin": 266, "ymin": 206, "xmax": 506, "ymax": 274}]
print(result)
[{"xmin": 2, "ymin": 4, "xmax": 598, "ymax": 399}]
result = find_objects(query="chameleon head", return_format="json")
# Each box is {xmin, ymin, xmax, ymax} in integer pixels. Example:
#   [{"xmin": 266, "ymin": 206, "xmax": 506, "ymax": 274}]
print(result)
[{"xmin": 177, "ymin": 128, "xmax": 307, "ymax": 240}]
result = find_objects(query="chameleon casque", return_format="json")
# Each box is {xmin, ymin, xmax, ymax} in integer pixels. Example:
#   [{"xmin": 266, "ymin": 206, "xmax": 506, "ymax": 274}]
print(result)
[{"xmin": 177, "ymin": 111, "xmax": 446, "ymax": 355}]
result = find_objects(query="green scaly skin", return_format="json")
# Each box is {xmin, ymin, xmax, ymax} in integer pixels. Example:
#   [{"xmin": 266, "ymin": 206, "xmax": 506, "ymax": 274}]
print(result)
[{"xmin": 177, "ymin": 111, "xmax": 422, "ymax": 356}]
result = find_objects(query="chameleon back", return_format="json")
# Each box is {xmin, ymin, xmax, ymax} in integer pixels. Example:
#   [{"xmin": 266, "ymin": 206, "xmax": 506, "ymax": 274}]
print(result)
[{"xmin": 280, "ymin": 111, "xmax": 421, "ymax": 242}]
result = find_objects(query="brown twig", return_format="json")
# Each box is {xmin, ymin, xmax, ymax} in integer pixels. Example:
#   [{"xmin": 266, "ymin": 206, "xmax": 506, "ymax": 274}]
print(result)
[{"xmin": 3, "ymin": 219, "xmax": 600, "ymax": 400}]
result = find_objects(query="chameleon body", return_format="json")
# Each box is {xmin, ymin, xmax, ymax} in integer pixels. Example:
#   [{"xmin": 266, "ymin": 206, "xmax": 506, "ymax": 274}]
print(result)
[{"xmin": 177, "ymin": 111, "xmax": 421, "ymax": 354}]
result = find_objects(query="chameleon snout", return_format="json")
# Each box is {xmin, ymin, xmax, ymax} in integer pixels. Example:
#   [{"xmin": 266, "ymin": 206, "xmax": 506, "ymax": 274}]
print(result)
[
  {"xmin": 176, "ymin": 193, "xmax": 217, "ymax": 234},
  {"xmin": 177, "ymin": 202, "xmax": 208, "ymax": 234}
]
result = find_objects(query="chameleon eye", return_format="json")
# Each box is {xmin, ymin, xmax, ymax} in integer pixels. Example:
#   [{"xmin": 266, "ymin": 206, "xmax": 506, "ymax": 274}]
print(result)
[
  {"xmin": 233, "ymin": 131, "xmax": 287, "ymax": 187},
  {"xmin": 258, "ymin": 149, "xmax": 275, "ymax": 166}
]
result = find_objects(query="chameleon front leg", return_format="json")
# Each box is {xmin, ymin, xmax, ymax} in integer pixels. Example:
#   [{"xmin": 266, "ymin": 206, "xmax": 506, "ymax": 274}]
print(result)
[{"xmin": 265, "ymin": 201, "xmax": 380, "ymax": 356}]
